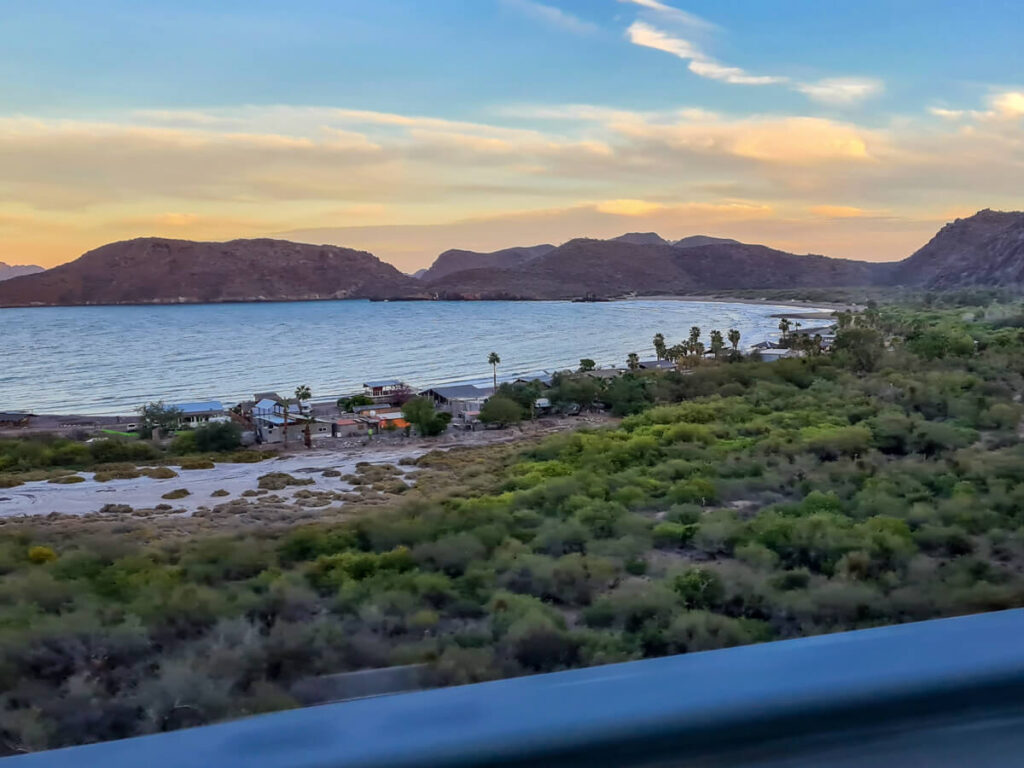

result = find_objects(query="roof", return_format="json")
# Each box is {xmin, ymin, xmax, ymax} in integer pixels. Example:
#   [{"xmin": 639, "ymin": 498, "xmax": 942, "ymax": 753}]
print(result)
[
  {"xmin": 352, "ymin": 403, "xmax": 387, "ymax": 413},
  {"xmin": 253, "ymin": 398, "xmax": 281, "ymax": 412},
  {"xmin": 364, "ymin": 379, "xmax": 403, "ymax": 388},
  {"xmin": 581, "ymin": 368, "xmax": 624, "ymax": 380},
  {"xmin": 514, "ymin": 374, "xmax": 554, "ymax": 386},
  {"xmin": 334, "ymin": 419, "xmax": 359, "ymax": 426},
  {"xmin": 173, "ymin": 400, "xmax": 224, "ymax": 414},
  {"xmin": 0, "ymin": 412, "xmax": 30, "ymax": 420},
  {"xmin": 253, "ymin": 391, "xmax": 283, "ymax": 403},
  {"xmin": 421, "ymin": 384, "xmax": 494, "ymax": 400},
  {"xmin": 639, "ymin": 360, "xmax": 675, "ymax": 370}
]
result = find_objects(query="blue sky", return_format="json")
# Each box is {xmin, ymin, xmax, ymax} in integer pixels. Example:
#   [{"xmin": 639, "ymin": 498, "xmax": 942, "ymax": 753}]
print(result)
[{"xmin": 1, "ymin": 0, "xmax": 1022, "ymax": 269}]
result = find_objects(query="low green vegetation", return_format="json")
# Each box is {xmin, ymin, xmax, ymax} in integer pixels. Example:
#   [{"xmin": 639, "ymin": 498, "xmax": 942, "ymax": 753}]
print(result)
[
  {"xmin": 3, "ymin": 298, "xmax": 1024, "ymax": 752},
  {"xmin": 402, "ymin": 397, "xmax": 452, "ymax": 436}
]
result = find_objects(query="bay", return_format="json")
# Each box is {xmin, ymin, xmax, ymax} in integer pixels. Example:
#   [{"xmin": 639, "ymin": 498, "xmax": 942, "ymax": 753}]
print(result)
[{"xmin": 0, "ymin": 299, "xmax": 820, "ymax": 415}]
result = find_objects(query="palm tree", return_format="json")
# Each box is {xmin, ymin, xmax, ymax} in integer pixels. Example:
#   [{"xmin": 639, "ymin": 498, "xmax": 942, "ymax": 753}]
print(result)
[
  {"xmin": 709, "ymin": 330, "xmax": 724, "ymax": 359},
  {"xmin": 295, "ymin": 385, "xmax": 312, "ymax": 448},
  {"xmin": 294, "ymin": 384, "xmax": 311, "ymax": 412},
  {"xmin": 653, "ymin": 333, "xmax": 666, "ymax": 361},
  {"xmin": 778, "ymin": 317, "xmax": 792, "ymax": 340},
  {"xmin": 689, "ymin": 326, "xmax": 701, "ymax": 353},
  {"xmin": 728, "ymin": 328, "xmax": 741, "ymax": 351},
  {"xmin": 488, "ymin": 352, "xmax": 501, "ymax": 392},
  {"xmin": 627, "ymin": 352, "xmax": 640, "ymax": 370}
]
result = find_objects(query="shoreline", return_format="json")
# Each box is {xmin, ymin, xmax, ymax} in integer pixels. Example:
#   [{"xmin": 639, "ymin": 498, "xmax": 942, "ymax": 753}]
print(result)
[{"xmin": 3, "ymin": 296, "xmax": 835, "ymax": 420}]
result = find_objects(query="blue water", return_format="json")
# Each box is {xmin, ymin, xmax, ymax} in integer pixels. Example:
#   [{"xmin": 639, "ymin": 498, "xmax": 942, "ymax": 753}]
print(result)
[{"xmin": 0, "ymin": 299, "xmax": 812, "ymax": 415}]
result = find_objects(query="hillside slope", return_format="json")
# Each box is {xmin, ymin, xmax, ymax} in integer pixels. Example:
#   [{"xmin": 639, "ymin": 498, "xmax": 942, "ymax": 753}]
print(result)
[
  {"xmin": 0, "ymin": 238, "xmax": 420, "ymax": 306},
  {"xmin": 0, "ymin": 262, "xmax": 44, "ymax": 282},
  {"xmin": 419, "ymin": 244, "xmax": 555, "ymax": 281},
  {"xmin": 893, "ymin": 209, "xmax": 1024, "ymax": 289},
  {"xmin": 426, "ymin": 238, "xmax": 891, "ymax": 298}
]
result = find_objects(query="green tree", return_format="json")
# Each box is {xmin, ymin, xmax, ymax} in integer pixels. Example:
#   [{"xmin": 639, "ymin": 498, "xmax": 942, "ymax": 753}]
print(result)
[
  {"xmin": 833, "ymin": 327, "xmax": 884, "ymax": 372},
  {"xmin": 653, "ymin": 333, "xmax": 667, "ymax": 361},
  {"xmin": 137, "ymin": 401, "xmax": 183, "ymax": 437},
  {"xmin": 578, "ymin": 358, "xmax": 596, "ymax": 372},
  {"xmin": 193, "ymin": 422, "xmax": 243, "ymax": 452},
  {"xmin": 778, "ymin": 317, "xmax": 792, "ymax": 340},
  {"xmin": 402, "ymin": 397, "xmax": 452, "ymax": 437},
  {"xmin": 480, "ymin": 395, "xmax": 524, "ymax": 427},
  {"xmin": 338, "ymin": 394, "xmax": 373, "ymax": 413},
  {"xmin": 727, "ymin": 328, "xmax": 741, "ymax": 351},
  {"xmin": 709, "ymin": 330, "xmax": 725, "ymax": 359},
  {"xmin": 688, "ymin": 326, "xmax": 701, "ymax": 353},
  {"xmin": 488, "ymin": 352, "xmax": 501, "ymax": 392},
  {"xmin": 627, "ymin": 352, "xmax": 640, "ymax": 370}
]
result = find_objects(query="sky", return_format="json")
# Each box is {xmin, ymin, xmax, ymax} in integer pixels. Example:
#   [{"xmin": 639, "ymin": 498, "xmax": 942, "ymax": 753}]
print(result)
[{"xmin": 1, "ymin": 0, "xmax": 1022, "ymax": 271}]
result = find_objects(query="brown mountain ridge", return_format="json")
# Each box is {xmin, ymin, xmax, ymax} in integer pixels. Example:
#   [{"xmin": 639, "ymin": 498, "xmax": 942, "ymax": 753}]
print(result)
[{"xmin": 1, "ymin": 210, "xmax": 1021, "ymax": 307}]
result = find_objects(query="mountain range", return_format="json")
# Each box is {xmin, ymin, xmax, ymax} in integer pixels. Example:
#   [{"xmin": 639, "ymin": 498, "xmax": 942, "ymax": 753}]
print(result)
[
  {"xmin": 0, "ymin": 261, "xmax": 44, "ymax": 282},
  {"xmin": 0, "ymin": 210, "xmax": 1021, "ymax": 307}
]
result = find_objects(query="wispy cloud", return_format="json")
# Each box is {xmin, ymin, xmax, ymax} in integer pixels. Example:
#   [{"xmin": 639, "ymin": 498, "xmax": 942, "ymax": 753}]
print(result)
[
  {"xmin": 617, "ymin": 0, "xmax": 715, "ymax": 30},
  {"xmin": 501, "ymin": 0, "xmax": 597, "ymax": 35},
  {"xmin": 927, "ymin": 90, "xmax": 1024, "ymax": 122},
  {"xmin": 624, "ymin": 13, "xmax": 881, "ymax": 104},
  {"xmin": 626, "ymin": 21, "xmax": 784, "ymax": 85},
  {"xmin": 794, "ymin": 78, "xmax": 884, "ymax": 106}
]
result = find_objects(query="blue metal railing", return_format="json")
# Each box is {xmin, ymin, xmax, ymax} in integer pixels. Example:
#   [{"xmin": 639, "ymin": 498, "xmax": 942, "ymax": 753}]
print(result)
[{"xmin": 8, "ymin": 609, "xmax": 1024, "ymax": 767}]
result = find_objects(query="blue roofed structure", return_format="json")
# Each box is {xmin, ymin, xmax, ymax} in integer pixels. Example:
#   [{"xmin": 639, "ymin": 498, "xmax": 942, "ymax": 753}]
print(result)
[{"xmin": 170, "ymin": 400, "xmax": 226, "ymax": 425}]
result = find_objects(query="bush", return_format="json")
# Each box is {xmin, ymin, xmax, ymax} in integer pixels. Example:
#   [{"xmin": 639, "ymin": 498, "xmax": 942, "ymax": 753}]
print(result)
[
  {"xmin": 193, "ymin": 422, "xmax": 243, "ymax": 453},
  {"xmin": 161, "ymin": 489, "xmax": 190, "ymax": 500},
  {"xmin": 479, "ymin": 396, "xmax": 524, "ymax": 426},
  {"xmin": 27, "ymin": 546, "xmax": 58, "ymax": 564}
]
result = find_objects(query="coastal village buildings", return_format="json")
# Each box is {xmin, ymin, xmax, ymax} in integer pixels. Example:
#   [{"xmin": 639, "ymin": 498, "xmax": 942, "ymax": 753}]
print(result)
[
  {"xmin": 171, "ymin": 401, "xmax": 228, "ymax": 426},
  {"xmin": 639, "ymin": 360, "xmax": 675, "ymax": 371},
  {"xmin": 0, "ymin": 412, "xmax": 32, "ymax": 428},
  {"xmin": 363, "ymin": 379, "xmax": 409, "ymax": 402},
  {"xmin": 251, "ymin": 397, "xmax": 308, "ymax": 444}
]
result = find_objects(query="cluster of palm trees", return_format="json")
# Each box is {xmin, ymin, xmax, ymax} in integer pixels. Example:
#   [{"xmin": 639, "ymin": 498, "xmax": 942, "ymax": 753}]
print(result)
[{"xmin": 651, "ymin": 326, "xmax": 742, "ymax": 365}]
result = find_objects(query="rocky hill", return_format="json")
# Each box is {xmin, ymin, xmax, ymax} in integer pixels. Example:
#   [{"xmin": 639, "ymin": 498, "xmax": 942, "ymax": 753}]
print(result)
[
  {"xmin": 0, "ymin": 238, "xmax": 420, "ymax": 307},
  {"xmin": 424, "ymin": 238, "xmax": 891, "ymax": 299},
  {"xmin": 892, "ymin": 209, "xmax": 1024, "ymax": 289},
  {"xmin": 425, "ymin": 239, "xmax": 700, "ymax": 299},
  {"xmin": 609, "ymin": 232, "xmax": 670, "ymax": 246},
  {"xmin": 673, "ymin": 235, "xmax": 740, "ymax": 248},
  {"xmin": 0, "ymin": 261, "xmax": 44, "ymax": 281},
  {"xmin": 418, "ymin": 244, "xmax": 555, "ymax": 281},
  {"xmin": 4, "ymin": 211, "xmax": 1021, "ymax": 306}
]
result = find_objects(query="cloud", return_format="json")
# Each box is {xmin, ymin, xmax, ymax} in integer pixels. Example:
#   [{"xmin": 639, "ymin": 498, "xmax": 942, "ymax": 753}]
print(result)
[
  {"xmin": 929, "ymin": 107, "xmax": 966, "ymax": 120},
  {"xmin": 626, "ymin": 21, "xmax": 784, "ymax": 85},
  {"xmin": 501, "ymin": 0, "xmax": 597, "ymax": 35},
  {"xmin": 624, "ymin": 18, "xmax": 881, "ymax": 103},
  {"xmin": 617, "ymin": 0, "xmax": 715, "ymax": 30},
  {"xmin": 1, "ymin": 101, "xmax": 1020, "ymax": 270},
  {"xmin": 991, "ymin": 90, "xmax": 1024, "ymax": 117},
  {"xmin": 794, "ymin": 78, "xmax": 884, "ymax": 106},
  {"xmin": 809, "ymin": 205, "xmax": 881, "ymax": 219}
]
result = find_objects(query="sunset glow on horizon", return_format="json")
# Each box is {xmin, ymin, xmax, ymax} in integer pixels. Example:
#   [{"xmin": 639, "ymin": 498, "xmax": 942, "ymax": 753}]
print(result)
[{"xmin": 2, "ymin": 0, "xmax": 1021, "ymax": 271}]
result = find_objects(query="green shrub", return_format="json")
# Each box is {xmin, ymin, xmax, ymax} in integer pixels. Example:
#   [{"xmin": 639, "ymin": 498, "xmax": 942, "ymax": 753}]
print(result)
[{"xmin": 27, "ymin": 546, "xmax": 58, "ymax": 564}]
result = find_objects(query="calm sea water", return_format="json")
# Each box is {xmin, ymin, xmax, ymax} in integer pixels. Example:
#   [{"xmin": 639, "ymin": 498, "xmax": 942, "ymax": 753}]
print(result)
[{"xmin": 0, "ymin": 299, "xmax": 814, "ymax": 415}]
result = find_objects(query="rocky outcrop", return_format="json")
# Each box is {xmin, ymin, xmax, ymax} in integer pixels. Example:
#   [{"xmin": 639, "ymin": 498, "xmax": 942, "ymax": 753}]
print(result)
[{"xmin": 891, "ymin": 210, "xmax": 1024, "ymax": 289}]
